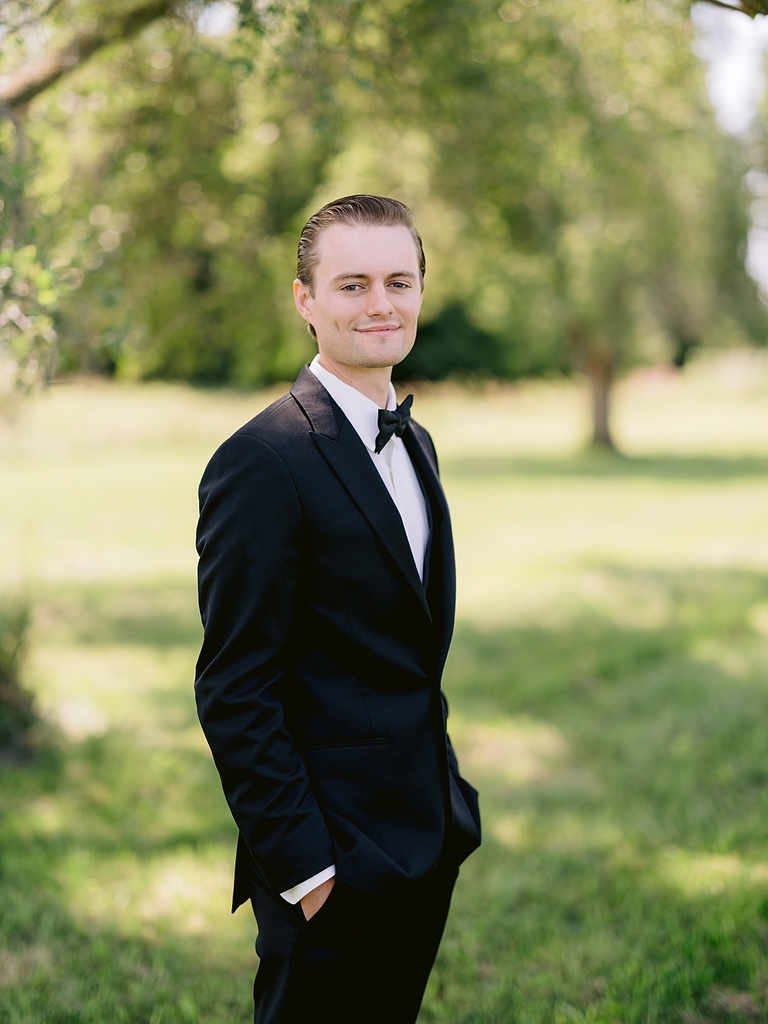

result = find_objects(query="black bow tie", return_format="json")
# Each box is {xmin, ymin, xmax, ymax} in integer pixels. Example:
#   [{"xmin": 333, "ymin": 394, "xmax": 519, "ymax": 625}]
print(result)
[{"xmin": 375, "ymin": 394, "xmax": 413, "ymax": 454}]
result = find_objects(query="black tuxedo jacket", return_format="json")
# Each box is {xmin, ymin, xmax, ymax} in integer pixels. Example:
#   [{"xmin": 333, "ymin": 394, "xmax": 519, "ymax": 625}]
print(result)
[{"xmin": 195, "ymin": 367, "xmax": 481, "ymax": 911}]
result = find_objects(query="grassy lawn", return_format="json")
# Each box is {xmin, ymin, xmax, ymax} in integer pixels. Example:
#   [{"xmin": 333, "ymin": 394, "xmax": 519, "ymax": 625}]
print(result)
[{"xmin": 2, "ymin": 352, "xmax": 768, "ymax": 1023}]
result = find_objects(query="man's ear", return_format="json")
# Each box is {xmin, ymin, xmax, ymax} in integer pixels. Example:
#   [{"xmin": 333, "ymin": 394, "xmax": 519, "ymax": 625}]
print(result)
[{"xmin": 293, "ymin": 278, "xmax": 313, "ymax": 324}]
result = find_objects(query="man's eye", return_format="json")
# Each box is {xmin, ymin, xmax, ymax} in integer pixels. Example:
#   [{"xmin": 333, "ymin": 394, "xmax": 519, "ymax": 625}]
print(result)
[
  {"xmin": 341, "ymin": 284, "xmax": 361, "ymax": 292},
  {"xmin": 390, "ymin": 281, "xmax": 410, "ymax": 289}
]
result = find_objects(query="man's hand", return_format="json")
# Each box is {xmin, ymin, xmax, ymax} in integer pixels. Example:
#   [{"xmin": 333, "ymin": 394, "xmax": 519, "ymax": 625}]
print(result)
[{"xmin": 300, "ymin": 876, "xmax": 335, "ymax": 921}]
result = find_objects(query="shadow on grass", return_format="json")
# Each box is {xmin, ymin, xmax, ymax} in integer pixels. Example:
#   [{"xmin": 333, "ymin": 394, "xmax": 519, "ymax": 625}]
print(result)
[
  {"xmin": 444, "ymin": 451, "xmax": 768, "ymax": 482},
  {"xmin": 0, "ymin": 868, "xmax": 252, "ymax": 1024}
]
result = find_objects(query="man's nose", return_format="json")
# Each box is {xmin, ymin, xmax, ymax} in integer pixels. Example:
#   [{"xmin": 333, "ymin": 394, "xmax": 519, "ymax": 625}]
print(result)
[{"xmin": 366, "ymin": 283, "xmax": 393, "ymax": 316}]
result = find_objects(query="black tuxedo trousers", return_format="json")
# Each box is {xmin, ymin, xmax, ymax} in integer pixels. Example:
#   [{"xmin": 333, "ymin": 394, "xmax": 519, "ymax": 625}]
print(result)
[
  {"xmin": 249, "ymin": 861, "xmax": 459, "ymax": 1024},
  {"xmin": 195, "ymin": 367, "xmax": 481, "ymax": 1020}
]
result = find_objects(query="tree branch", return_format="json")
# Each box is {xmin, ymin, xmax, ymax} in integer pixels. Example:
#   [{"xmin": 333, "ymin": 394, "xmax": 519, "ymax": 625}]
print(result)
[
  {"xmin": 696, "ymin": 0, "xmax": 767, "ymax": 15},
  {"xmin": 0, "ymin": 0, "xmax": 176, "ymax": 111},
  {"xmin": 700, "ymin": 0, "xmax": 750, "ymax": 12}
]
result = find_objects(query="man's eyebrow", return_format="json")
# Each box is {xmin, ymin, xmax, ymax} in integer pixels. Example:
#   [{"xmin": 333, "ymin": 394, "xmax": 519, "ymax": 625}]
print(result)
[{"xmin": 330, "ymin": 271, "xmax": 418, "ymax": 283}]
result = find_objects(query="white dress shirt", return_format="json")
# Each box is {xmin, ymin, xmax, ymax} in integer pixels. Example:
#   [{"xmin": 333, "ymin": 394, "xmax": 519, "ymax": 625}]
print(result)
[{"xmin": 280, "ymin": 356, "xmax": 430, "ymax": 905}]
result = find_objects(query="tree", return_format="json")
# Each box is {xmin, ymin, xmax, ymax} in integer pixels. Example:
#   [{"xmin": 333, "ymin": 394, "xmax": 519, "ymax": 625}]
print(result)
[
  {"xmin": 1, "ymin": 1, "xmax": 177, "ymax": 396},
  {"xmin": 0, "ymin": 0, "xmax": 365, "ymax": 391},
  {"xmin": 354, "ymin": 0, "xmax": 763, "ymax": 447},
  {"xmin": 225, "ymin": 0, "xmax": 761, "ymax": 447},
  {"xmin": 1, "ymin": 0, "xmax": 763, "ymax": 450}
]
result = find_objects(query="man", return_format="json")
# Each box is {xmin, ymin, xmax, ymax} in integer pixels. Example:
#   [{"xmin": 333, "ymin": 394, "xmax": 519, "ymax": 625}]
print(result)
[{"xmin": 195, "ymin": 194, "xmax": 481, "ymax": 1024}]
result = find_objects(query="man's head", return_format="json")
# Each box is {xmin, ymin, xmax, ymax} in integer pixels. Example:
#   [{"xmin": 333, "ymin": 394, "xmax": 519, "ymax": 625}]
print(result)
[
  {"xmin": 293, "ymin": 196, "xmax": 425, "ymax": 383},
  {"xmin": 296, "ymin": 195, "xmax": 425, "ymax": 305}
]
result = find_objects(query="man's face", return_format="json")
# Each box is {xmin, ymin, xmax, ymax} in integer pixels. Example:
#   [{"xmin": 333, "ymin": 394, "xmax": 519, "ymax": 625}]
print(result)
[{"xmin": 293, "ymin": 223, "xmax": 423, "ymax": 374}]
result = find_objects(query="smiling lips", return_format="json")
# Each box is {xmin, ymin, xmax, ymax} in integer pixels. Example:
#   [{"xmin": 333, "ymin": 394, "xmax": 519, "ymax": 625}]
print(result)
[{"xmin": 356, "ymin": 323, "xmax": 401, "ymax": 333}]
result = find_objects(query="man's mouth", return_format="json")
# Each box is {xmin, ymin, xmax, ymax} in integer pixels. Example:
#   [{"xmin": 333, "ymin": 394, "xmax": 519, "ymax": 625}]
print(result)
[{"xmin": 356, "ymin": 323, "xmax": 401, "ymax": 333}]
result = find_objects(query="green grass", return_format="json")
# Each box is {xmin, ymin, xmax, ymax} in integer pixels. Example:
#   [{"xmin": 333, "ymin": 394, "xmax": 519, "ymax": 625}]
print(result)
[{"xmin": 2, "ymin": 353, "xmax": 768, "ymax": 1023}]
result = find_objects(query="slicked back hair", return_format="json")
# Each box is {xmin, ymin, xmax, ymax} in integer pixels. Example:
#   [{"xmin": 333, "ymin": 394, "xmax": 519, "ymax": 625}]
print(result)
[{"xmin": 296, "ymin": 194, "xmax": 426, "ymax": 299}]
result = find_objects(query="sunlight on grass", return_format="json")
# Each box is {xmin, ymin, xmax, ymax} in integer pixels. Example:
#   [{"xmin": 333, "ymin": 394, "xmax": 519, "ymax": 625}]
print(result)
[
  {"xmin": 747, "ymin": 601, "xmax": 768, "ymax": 635},
  {"xmin": 461, "ymin": 717, "xmax": 568, "ymax": 786},
  {"xmin": 657, "ymin": 849, "xmax": 768, "ymax": 897},
  {"xmin": 30, "ymin": 643, "xmax": 198, "ymax": 736},
  {"xmin": 690, "ymin": 637, "xmax": 757, "ymax": 679},
  {"xmin": 56, "ymin": 847, "xmax": 236, "ymax": 938},
  {"xmin": 616, "ymin": 352, "xmax": 768, "ymax": 455}
]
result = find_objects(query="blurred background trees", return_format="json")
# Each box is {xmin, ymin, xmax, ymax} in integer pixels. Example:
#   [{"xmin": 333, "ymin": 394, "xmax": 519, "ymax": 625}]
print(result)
[{"xmin": 1, "ymin": 0, "xmax": 765, "ymax": 446}]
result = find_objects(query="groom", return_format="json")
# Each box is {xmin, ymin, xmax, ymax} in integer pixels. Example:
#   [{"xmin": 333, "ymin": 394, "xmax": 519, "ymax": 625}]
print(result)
[{"xmin": 195, "ymin": 194, "xmax": 481, "ymax": 1024}]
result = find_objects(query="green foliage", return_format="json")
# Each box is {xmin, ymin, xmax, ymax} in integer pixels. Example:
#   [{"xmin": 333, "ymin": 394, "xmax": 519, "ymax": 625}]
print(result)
[
  {"xmin": 0, "ymin": 0, "xmax": 765, "ymax": 434},
  {"xmin": 396, "ymin": 302, "xmax": 567, "ymax": 380},
  {"xmin": 0, "ymin": 245, "xmax": 60, "ymax": 392},
  {"xmin": 14, "ymin": 14, "xmax": 337, "ymax": 386},
  {"xmin": 397, "ymin": 304, "xmax": 511, "ymax": 380},
  {"xmin": 400, "ymin": 0, "xmax": 762, "ymax": 367}
]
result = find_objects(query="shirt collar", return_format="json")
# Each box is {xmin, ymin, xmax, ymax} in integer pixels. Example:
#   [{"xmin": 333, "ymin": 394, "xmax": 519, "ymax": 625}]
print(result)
[{"xmin": 309, "ymin": 355, "xmax": 397, "ymax": 454}]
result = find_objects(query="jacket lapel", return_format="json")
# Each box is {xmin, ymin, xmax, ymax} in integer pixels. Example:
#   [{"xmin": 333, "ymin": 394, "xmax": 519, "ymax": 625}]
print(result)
[
  {"xmin": 403, "ymin": 425, "xmax": 457, "ymax": 670},
  {"xmin": 291, "ymin": 368, "xmax": 432, "ymax": 620}
]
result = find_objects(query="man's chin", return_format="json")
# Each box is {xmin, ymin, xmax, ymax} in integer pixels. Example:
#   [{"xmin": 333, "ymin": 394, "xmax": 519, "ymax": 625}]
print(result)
[{"xmin": 360, "ymin": 343, "xmax": 416, "ymax": 370}]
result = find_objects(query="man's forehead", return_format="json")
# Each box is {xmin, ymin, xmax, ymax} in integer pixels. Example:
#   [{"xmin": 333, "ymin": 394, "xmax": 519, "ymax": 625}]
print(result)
[{"xmin": 315, "ymin": 222, "xmax": 420, "ymax": 271}]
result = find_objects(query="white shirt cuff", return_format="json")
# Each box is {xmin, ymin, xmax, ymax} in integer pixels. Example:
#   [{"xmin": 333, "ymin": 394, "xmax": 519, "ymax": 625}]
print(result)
[{"xmin": 280, "ymin": 865, "xmax": 336, "ymax": 905}]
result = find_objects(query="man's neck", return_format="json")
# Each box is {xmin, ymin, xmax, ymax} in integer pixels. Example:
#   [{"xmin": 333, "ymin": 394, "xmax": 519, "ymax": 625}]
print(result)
[{"xmin": 316, "ymin": 355, "xmax": 392, "ymax": 408}]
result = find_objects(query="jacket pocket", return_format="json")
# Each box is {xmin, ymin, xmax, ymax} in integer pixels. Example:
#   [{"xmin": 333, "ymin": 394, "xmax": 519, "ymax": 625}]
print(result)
[{"xmin": 306, "ymin": 735, "xmax": 389, "ymax": 751}]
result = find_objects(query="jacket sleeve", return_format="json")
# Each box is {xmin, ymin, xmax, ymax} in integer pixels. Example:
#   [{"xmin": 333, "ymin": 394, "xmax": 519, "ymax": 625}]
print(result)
[{"xmin": 194, "ymin": 431, "xmax": 335, "ymax": 896}]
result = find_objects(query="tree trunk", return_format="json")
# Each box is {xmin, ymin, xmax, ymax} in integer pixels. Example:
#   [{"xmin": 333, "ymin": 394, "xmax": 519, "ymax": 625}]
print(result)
[{"xmin": 584, "ymin": 347, "xmax": 615, "ymax": 450}]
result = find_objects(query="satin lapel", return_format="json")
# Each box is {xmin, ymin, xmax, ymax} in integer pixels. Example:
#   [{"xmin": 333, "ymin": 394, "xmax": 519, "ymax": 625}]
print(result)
[
  {"xmin": 401, "ymin": 426, "xmax": 450, "ymax": 527},
  {"xmin": 402, "ymin": 425, "xmax": 457, "ymax": 668},
  {"xmin": 291, "ymin": 369, "xmax": 431, "ymax": 619}
]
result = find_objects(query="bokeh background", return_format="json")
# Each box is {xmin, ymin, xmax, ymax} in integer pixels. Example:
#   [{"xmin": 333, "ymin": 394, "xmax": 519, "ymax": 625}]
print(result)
[{"xmin": 3, "ymin": 2, "xmax": 768, "ymax": 1022}]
